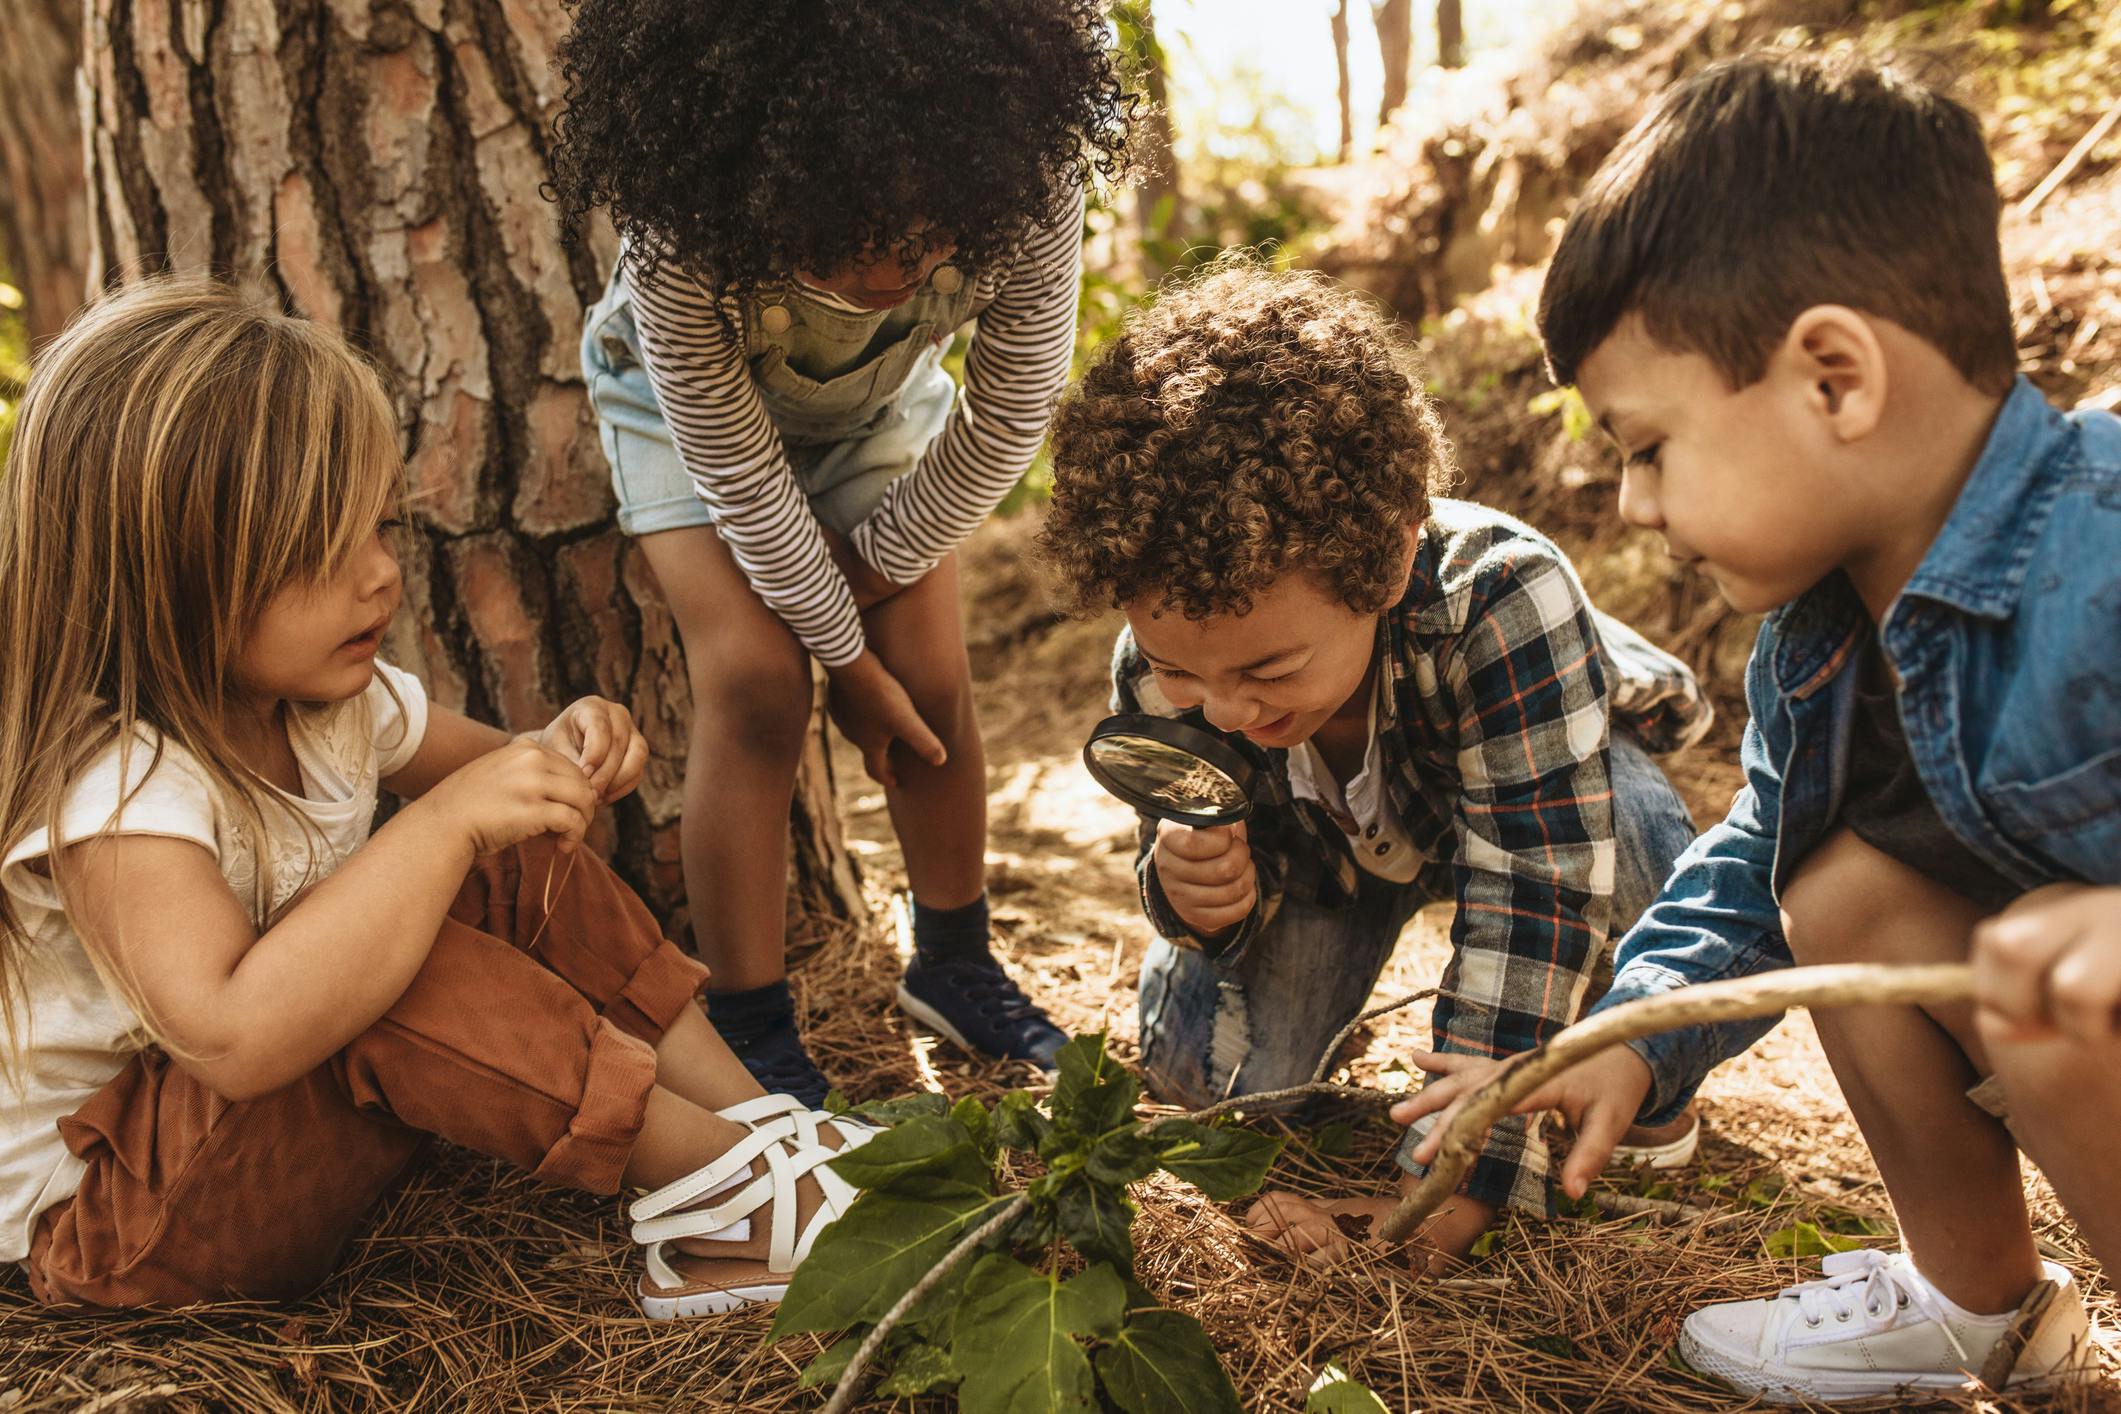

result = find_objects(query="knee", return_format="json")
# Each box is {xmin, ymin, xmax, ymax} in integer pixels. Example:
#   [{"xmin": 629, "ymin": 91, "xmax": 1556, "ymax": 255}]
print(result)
[
  {"xmin": 885, "ymin": 649, "xmax": 975, "ymax": 744},
  {"xmin": 688, "ymin": 647, "xmax": 813, "ymax": 756},
  {"xmin": 1779, "ymin": 829, "xmax": 1952, "ymax": 964}
]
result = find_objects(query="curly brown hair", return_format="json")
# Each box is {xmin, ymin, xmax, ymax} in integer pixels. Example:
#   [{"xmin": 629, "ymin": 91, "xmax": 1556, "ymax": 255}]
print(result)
[{"xmin": 1040, "ymin": 261, "xmax": 1448, "ymax": 620}]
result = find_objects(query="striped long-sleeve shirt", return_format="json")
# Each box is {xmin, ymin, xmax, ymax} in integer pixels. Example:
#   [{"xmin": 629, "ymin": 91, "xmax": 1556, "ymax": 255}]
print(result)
[{"xmin": 624, "ymin": 192, "xmax": 1084, "ymax": 666}]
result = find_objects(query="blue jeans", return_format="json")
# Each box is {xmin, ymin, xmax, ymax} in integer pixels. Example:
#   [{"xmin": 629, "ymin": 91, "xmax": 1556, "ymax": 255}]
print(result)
[{"xmin": 1136, "ymin": 732, "xmax": 1700, "ymax": 1189}]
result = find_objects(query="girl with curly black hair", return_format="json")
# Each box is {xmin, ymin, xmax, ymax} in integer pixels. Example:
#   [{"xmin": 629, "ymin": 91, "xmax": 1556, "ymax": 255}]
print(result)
[{"xmin": 548, "ymin": 1, "xmax": 1132, "ymax": 1124}]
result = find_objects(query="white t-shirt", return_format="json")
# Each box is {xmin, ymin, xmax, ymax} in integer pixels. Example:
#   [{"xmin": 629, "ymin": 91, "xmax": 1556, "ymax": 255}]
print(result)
[
  {"xmin": 1286, "ymin": 678, "xmax": 1425, "ymax": 885},
  {"xmin": 0, "ymin": 662, "xmax": 429, "ymax": 1263}
]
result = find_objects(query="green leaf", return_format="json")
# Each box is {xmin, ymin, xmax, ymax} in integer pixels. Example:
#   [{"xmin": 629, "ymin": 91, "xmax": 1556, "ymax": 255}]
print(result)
[
  {"xmin": 1310, "ymin": 1121, "xmax": 1356, "ymax": 1158},
  {"xmin": 1085, "ymin": 1126, "xmax": 1162, "ymax": 1185},
  {"xmin": 1763, "ymin": 1221, "xmax": 1863, "ymax": 1260},
  {"xmin": 877, "ymin": 1338, "xmax": 960, "ymax": 1397},
  {"xmin": 953, "ymin": 1094, "xmax": 998, "ymax": 1162},
  {"xmin": 827, "ymin": 1114, "xmax": 993, "ymax": 1195},
  {"xmin": 849, "ymin": 1091, "xmax": 953, "ymax": 1125},
  {"xmin": 771, "ymin": 1191, "xmax": 1004, "ymax": 1338},
  {"xmin": 1051, "ymin": 1033, "xmax": 1140, "ymax": 1138},
  {"xmin": 1304, "ymin": 1361, "xmax": 1391, "ymax": 1414},
  {"xmin": 1096, "ymin": 1309, "xmax": 1243, "ymax": 1414},
  {"xmin": 995, "ymin": 1090, "xmax": 1053, "ymax": 1151},
  {"xmin": 1150, "ymin": 1119, "xmax": 1283, "ymax": 1201},
  {"xmin": 1056, "ymin": 1174, "xmax": 1137, "ymax": 1273},
  {"xmin": 951, "ymin": 1255, "xmax": 1125, "ymax": 1413},
  {"xmin": 822, "ymin": 1089, "xmax": 851, "ymax": 1116},
  {"xmin": 1741, "ymin": 1173, "xmax": 1788, "ymax": 1209},
  {"xmin": 1467, "ymin": 1228, "xmax": 1504, "ymax": 1258},
  {"xmin": 797, "ymin": 1332, "xmax": 862, "ymax": 1389}
]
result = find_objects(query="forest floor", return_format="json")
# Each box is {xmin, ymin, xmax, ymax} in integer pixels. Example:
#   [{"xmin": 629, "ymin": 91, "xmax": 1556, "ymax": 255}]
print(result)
[{"xmin": 5, "ymin": 0, "xmax": 2121, "ymax": 1409}]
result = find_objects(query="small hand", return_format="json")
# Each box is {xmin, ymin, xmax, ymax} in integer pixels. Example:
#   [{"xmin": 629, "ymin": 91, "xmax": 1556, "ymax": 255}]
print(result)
[
  {"xmin": 1244, "ymin": 1190, "xmax": 1494, "ymax": 1275},
  {"xmin": 826, "ymin": 650, "xmax": 946, "ymax": 788},
  {"xmin": 537, "ymin": 695, "xmax": 649, "ymax": 804},
  {"xmin": 1973, "ymin": 883, "xmax": 2121, "ymax": 1048},
  {"xmin": 1392, "ymin": 1044, "xmax": 1654, "ymax": 1200},
  {"xmin": 416, "ymin": 737, "xmax": 600, "ymax": 859},
  {"xmin": 1153, "ymin": 819, "xmax": 1257, "ymax": 939}
]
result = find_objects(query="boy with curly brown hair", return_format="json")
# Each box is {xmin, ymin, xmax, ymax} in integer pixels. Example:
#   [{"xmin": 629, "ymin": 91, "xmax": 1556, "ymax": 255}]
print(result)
[{"xmin": 1038, "ymin": 261, "xmax": 1712, "ymax": 1264}]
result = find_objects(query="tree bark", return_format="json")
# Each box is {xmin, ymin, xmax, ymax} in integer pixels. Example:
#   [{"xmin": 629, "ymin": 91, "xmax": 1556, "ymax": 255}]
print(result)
[
  {"xmin": 78, "ymin": 0, "xmax": 863, "ymax": 932},
  {"xmin": 1114, "ymin": 2, "xmax": 1181, "ymax": 251},
  {"xmin": 0, "ymin": 0, "xmax": 91, "ymax": 349},
  {"xmin": 1437, "ymin": 0, "xmax": 1465, "ymax": 70},
  {"xmin": 1331, "ymin": 0, "xmax": 1354, "ymax": 162},
  {"xmin": 1372, "ymin": 0, "xmax": 1413, "ymax": 128}
]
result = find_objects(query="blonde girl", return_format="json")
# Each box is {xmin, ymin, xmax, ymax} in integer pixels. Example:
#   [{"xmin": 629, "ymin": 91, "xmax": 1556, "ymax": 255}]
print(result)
[{"xmin": 0, "ymin": 277, "xmax": 871, "ymax": 1316}]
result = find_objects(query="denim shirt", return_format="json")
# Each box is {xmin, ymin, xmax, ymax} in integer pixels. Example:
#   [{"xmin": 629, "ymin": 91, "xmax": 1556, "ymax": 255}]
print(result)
[{"xmin": 1594, "ymin": 378, "xmax": 2121, "ymax": 1123}]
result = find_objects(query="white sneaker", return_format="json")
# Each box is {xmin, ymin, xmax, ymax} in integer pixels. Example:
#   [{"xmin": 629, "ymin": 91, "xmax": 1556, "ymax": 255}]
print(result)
[{"xmin": 1678, "ymin": 1250, "xmax": 2097, "ymax": 1405}]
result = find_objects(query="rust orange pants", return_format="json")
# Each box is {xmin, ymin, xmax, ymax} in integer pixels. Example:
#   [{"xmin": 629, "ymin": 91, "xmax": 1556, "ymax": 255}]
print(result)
[{"xmin": 26, "ymin": 838, "xmax": 707, "ymax": 1309}]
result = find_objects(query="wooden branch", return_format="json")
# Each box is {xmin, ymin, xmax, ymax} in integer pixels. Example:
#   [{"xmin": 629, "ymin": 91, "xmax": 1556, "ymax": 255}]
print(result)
[
  {"xmin": 2016, "ymin": 96, "xmax": 2121, "ymax": 220},
  {"xmin": 1375, "ymin": 963, "xmax": 1973, "ymax": 1243},
  {"xmin": 821, "ymin": 1195, "xmax": 1029, "ymax": 1414}
]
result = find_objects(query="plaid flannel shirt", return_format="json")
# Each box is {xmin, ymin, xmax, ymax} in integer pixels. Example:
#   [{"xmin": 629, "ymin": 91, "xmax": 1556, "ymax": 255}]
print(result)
[{"xmin": 1115, "ymin": 500, "xmax": 1713, "ymax": 1213}]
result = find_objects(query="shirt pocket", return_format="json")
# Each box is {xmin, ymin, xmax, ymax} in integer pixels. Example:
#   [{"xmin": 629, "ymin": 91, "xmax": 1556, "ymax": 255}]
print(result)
[{"xmin": 1985, "ymin": 745, "xmax": 2121, "ymax": 883}]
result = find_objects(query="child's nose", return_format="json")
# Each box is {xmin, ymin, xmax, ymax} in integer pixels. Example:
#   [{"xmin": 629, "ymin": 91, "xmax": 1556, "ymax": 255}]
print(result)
[
  {"xmin": 1617, "ymin": 465, "xmax": 1664, "ymax": 530},
  {"xmin": 1200, "ymin": 689, "xmax": 1261, "ymax": 734}
]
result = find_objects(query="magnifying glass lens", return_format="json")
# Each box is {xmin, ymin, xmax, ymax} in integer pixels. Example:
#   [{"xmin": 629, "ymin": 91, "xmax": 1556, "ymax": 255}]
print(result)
[{"xmin": 1081, "ymin": 714, "xmax": 1256, "ymax": 826}]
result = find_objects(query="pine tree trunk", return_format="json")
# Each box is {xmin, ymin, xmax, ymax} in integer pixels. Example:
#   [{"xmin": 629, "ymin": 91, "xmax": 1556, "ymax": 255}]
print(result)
[
  {"xmin": 77, "ymin": 0, "xmax": 864, "ymax": 932},
  {"xmin": 1372, "ymin": 0, "xmax": 1413, "ymax": 127},
  {"xmin": 1331, "ymin": 0, "xmax": 1354, "ymax": 161},
  {"xmin": 0, "ymin": 0, "xmax": 90, "ymax": 349},
  {"xmin": 1437, "ymin": 0, "xmax": 1465, "ymax": 70}
]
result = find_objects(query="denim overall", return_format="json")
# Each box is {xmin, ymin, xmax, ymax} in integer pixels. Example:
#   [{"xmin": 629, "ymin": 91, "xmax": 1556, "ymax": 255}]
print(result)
[{"xmin": 581, "ymin": 258, "xmax": 982, "ymax": 537}]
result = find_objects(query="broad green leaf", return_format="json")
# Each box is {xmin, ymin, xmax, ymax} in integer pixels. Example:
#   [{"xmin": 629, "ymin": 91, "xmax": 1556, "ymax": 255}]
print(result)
[
  {"xmin": 1151, "ymin": 1119, "xmax": 1283, "ymax": 1201},
  {"xmin": 877, "ymin": 1338, "xmax": 960, "ymax": 1397},
  {"xmin": 850, "ymin": 1091, "xmax": 954, "ymax": 1125},
  {"xmin": 1468, "ymin": 1228, "xmax": 1504, "ymax": 1258},
  {"xmin": 771, "ymin": 1191, "xmax": 1004, "ymax": 1337},
  {"xmin": 995, "ymin": 1089, "xmax": 1052, "ymax": 1151},
  {"xmin": 827, "ymin": 1114, "xmax": 993, "ymax": 1195},
  {"xmin": 797, "ymin": 1332, "xmax": 862, "ymax": 1389},
  {"xmin": 1741, "ymin": 1173, "xmax": 1788, "ymax": 1209},
  {"xmin": 951, "ymin": 1255, "xmax": 1125, "ymax": 1413},
  {"xmin": 1310, "ymin": 1121, "xmax": 1356, "ymax": 1158},
  {"xmin": 1305, "ymin": 1361, "xmax": 1390, "ymax": 1413},
  {"xmin": 1095, "ymin": 1309, "xmax": 1242, "ymax": 1414},
  {"xmin": 1085, "ymin": 1126, "xmax": 1161, "ymax": 1185},
  {"xmin": 1763, "ymin": 1221, "xmax": 1863, "ymax": 1260},
  {"xmin": 1056, "ymin": 1174, "xmax": 1137, "ymax": 1273},
  {"xmin": 1051, "ymin": 1033, "xmax": 1140, "ymax": 1139},
  {"xmin": 953, "ymin": 1094, "xmax": 998, "ymax": 1162}
]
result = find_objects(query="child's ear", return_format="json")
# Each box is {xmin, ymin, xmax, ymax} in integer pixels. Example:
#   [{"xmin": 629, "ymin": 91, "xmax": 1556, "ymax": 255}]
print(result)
[
  {"xmin": 1778, "ymin": 305, "xmax": 1887, "ymax": 443},
  {"xmin": 1392, "ymin": 520, "xmax": 1420, "ymax": 597}
]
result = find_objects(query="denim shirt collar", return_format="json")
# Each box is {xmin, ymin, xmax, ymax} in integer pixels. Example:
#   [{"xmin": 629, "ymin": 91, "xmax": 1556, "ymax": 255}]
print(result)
[{"xmin": 1767, "ymin": 377, "xmax": 2065, "ymax": 693}]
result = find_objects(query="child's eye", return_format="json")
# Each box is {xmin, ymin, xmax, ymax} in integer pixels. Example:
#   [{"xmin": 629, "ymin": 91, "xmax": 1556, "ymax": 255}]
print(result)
[
  {"xmin": 1625, "ymin": 443, "xmax": 1662, "ymax": 468},
  {"xmin": 1246, "ymin": 669, "xmax": 1297, "ymax": 685},
  {"xmin": 378, "ymin": 516, "xmax": 406, "ymax": 533},
  {"xmin": 1149, "ymin": 665, "xmax": 1191, "ymax": 681}
]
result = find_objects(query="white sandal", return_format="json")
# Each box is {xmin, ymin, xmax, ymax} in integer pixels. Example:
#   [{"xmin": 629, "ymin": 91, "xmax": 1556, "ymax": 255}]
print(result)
[{"xmin": 629, "ymin": 1097, "xmax": 878, "ymax": 1320}]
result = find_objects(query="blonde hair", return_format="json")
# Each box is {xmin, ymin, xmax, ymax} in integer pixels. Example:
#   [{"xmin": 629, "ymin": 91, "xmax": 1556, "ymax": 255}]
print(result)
[{"xmin": 0, "ymin": 276, "xmax": 406, "ymax": 1074}]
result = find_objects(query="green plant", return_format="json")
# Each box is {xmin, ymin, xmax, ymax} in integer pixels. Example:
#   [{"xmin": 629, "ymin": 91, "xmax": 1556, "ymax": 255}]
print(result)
[{"xmin": 771, "ymin": 1033, "xmax": 1285, "ymax": 1412}]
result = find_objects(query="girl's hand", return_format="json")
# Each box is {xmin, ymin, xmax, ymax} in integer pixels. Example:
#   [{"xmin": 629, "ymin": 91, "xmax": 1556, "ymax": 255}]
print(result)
[
  {"xmin": 1973, "ymin": 883, "xmax": 2121, "ymax": 1048},
  {"xmin": 1153, "ymin": 819, "xmax": 1256, "ymax": 940},
  {"xmin": 1392, "ymin": 1045, "xmax": 1654, "ymax": 1200},
  {"xmin": 826, "ymin": 650, "xmax": 946, "ymax": 788},
  {"xmin": 821, "ymin": 527, "xmax": 908, "ymax": 612},
  {"xmin": 414, "ymin": 737, "xmax": 600, "ymax": 858},
  {"xmin": 537, "ymin": 695, "xmax": 649, "ymax": 803}
]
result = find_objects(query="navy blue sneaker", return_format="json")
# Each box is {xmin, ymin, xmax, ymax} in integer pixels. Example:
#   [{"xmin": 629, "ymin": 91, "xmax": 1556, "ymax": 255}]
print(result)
[
  {"xmin": 898, "ymin": 952, "xmax": 1068, "ymax": 1069},
  {"xmin": 728, "ymin": 1015, "xmax": 832, "ymax": 1109}
]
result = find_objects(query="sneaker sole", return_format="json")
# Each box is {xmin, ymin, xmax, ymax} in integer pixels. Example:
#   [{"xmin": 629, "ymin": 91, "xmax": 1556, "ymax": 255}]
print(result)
[
  {"xmin": 1608, "ymin": 1121, "xmax": 1699, "ymax": 1170},
  {"xmin": 1674, "ymin": 1330, "xmax": 2093, "ymax": 1404},
  {"xmin": 638, "ymin": 1278, "xmax": 789, "ymax": 1320},
  {"xmin": 896, "ymin": 984, "xmax": 1057, "ymax": 1071}
]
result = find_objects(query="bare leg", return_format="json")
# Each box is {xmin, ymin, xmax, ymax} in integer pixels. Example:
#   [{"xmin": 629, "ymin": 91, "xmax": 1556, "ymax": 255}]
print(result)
[
  {"xmin": 653, "ymin": 1003, "xmax": 771, "ymax": 1112},
  {"xmin": 1982, "ymin": 1025, "xmax": 2121, "ymax": 1276},
  {"xmin": 1780, "ymin": 829, "xmax": 2039, "ymax": 1314},
  {"xmin": 623, "ymin": 1085, "xmax": 753, "ymax": 1188},
  {"xmin": 863, "ymin": 552, "xmax": 987, "ymax": 909},
  {"xmin": 636, "ymin": 525, "xmax": 814, "ymax": 990}
]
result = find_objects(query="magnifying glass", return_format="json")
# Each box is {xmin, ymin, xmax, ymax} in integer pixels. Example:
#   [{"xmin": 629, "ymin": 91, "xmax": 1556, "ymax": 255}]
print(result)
[{"xmin": 1082, "ymin": 714, "xmax": 1259, "ymax": 827}]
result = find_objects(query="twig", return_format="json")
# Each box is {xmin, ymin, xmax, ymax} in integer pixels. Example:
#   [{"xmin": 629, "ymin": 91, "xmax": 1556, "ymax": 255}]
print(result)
[
  {"xmin": 1308, "ymin": 989, "xmax": 1439, "ymax": 1084},
  {"xmin": 2016, "ymin": 95, "xmax": 2121, "ymax": 219},
  {"xmin": 1587, "ymin": 1190, "xmax": 1712, "ymax": 1224},
  {"xmin": 1168, "ymin": 1080, "xmax": 1389, "ymax": 1127},
  {"xmin": 1375, "ymin": 962, "xmax": 1974, "ymax": 1243},
  {"xmin": 820, "ymin": 1195, "xmax": 1028, "ymax": 1414}
]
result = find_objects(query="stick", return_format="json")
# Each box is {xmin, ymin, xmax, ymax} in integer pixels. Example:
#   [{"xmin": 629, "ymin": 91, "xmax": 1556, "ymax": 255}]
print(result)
[
  {"xmin": 2016, "ymin": 96, "xmax": 2121, "ymax": 220},
  {"xmin": 1375, "ymin": 962, "xmax": 1973, "ymax": 1243},
  {"xmin": 819, "ymin": 1195, "xmax": 1029, "ymax": 1414},
  {"xmin": 1587, "ymin": 1190, "xmax": 1714, "ymax": 1224}
]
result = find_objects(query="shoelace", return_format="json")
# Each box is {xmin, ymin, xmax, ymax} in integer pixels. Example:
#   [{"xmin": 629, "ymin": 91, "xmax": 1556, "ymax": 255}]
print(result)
[
  {"xmin": 1785, "ymin": 1251, "xmax": 1974, "ymax": 1364},
  {"xmin": 925, "ymin": 959, "xmax": 1047, "ymax": 1025}
]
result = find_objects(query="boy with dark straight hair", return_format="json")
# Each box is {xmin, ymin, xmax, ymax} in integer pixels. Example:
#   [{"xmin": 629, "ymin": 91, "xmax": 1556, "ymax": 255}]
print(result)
[{"xmin": 1401, "ymin": 52, "xmax": 2116, "ymax": 1403}]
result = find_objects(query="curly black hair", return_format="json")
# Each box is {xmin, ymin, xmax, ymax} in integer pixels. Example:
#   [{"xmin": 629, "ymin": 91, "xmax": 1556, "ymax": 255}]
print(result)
[
  {"xmin": 548, "ymin": 0, "xmax": 1134, "ymax": 295},
  {"xmin": 1040, "ymin": 260, "xmax": 1449, "ymax": 620}
]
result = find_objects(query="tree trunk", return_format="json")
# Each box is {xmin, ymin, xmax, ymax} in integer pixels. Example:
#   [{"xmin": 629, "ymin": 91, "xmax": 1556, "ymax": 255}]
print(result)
[
  {"xmin": 1115, "ymin": 3, "xmax": 1181, "ymax": 252},
  {"xmin": 78, "ymin": 0, "xmax": 864, "ymax": 933},
  {"xmin": 0, "ymin": 0, "xmax": 90, "ymax": 349},
  {"xmin": 1331, "ymin": 0, "xmax": 1354, "ymax": 162},
  {"xmin": 1372, "ymin": 0, "xmax": 1413, "ymax": 128},
  {"xmin": 1437, "ymin": 0, "xmax": 1465, "ymax": 70}
]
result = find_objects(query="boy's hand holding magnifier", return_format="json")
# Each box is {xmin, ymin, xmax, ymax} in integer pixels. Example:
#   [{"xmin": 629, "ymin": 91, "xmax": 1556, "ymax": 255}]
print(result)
[{"xmin": 1083, "ymin": 714, "xmax": 1262, "ymax": 945}]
